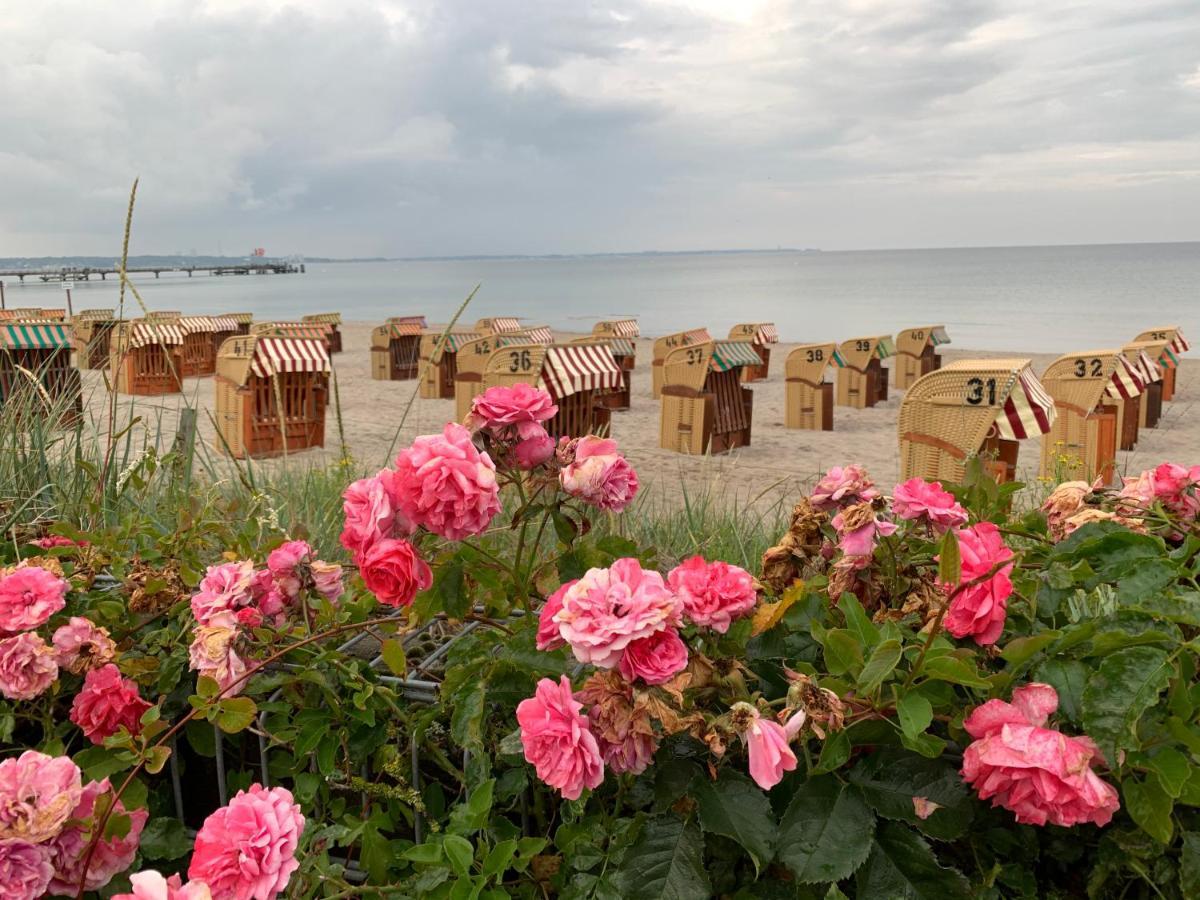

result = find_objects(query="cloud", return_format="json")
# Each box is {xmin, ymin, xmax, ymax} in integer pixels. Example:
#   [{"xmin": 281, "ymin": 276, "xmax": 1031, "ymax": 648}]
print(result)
[{"xmin": 1, "ymin": 0, "xmax": 1198, "ymax": 255}]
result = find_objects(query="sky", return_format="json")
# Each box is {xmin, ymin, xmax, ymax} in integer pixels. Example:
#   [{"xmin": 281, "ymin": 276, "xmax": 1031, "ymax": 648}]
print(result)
[{"xmin": 3, "ymin": 0, "xmax": 1200, "ymax": 257}]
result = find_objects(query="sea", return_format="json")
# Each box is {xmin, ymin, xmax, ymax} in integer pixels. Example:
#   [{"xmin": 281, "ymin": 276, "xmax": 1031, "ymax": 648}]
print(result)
[{"xmin": 7, "ymin": 242, "xmax": 1197, "ymax": 353}]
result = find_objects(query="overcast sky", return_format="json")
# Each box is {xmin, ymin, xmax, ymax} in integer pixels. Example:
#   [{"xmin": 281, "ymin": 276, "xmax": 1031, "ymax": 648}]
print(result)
[{"xmin": 3, "ymin": 0, "xmax": 1200, "ymax": 257}]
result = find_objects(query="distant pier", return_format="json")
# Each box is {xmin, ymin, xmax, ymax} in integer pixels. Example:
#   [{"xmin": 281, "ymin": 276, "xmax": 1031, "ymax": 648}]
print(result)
[{"xmin": 0, "ymin": 260, "xmax": 305, "ymax": 283}]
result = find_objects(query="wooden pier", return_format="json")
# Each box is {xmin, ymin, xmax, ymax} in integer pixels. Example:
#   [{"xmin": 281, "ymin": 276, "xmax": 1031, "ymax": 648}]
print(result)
[{"xmin": 0, "ymin": 261, "xmax": 305, "ymax": 283}]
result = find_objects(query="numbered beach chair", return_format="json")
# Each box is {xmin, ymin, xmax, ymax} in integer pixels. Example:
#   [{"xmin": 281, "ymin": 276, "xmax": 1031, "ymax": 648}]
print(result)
[
  {"xmin": 835, "ymin": 335, "xmax": 896, "ymax": 408},
  {"xmin": 728, "ymin": 323, "xmax": 779, "ymax": 382},
  {"xmin": 252, "ymin": 321, "xmax": 334, "ymax": 354},
  {"xmin": 659, "ymin": 340, "xmax": 758, "ymax": 454},
  {"xmin": 651, "ymin": 328, "xmax": 711, "ymax": 399},
  {"xmin": 419, "ymin": 330, "xmax": 479, "ymax": 399},
  {"xmin": 893, "ymin": 326, "xmax": 950, "ymax": 390},
  {"xmin": 72, "ymin": 309, "xmax": 117, "ymax": 370},
  {"xmin": 1123, "ymin": 342, "xmax": 1164, "ymax": 430},
  {"xmin": 899, "ymin": 359, "xmax": 1055, "ymax": 484},
  {"xmin": 475, "ymin": 317, "xmax": 525, "ymax": 336},
  {"xmin": 588, "ymin": 320, "xmax": 638, "ymax": 410},
  {"xmin": 371, "ymin": 317, "xmax": 427, "ymax": 381},
  {"xmin": 227, "ymin": 313, "xmax": 253, "ymax": 336},
  {"xmin": 302, "ymin": 313, "xmax": 343, "ymax": 353},
  {"xmin": 453, "ymin": 333, "xmax": 536, "ymax": 422},
  {"xmin": 1039, "ymin": 351, "xmax": 1140, "ymax": 485},
  {"xmin": 0, "ymin": 320, "xmax": 82, "ymax": 419},
  {"xmin": 215, "ymin": 335, "xmax": 329, "ymax": 458},
  {"xmin": 109, "ymin": 320, "xmax": 185, "ymax": 396},
  {"xmin": 1134, "ymin": 327, "xmax": 1189, "ymax": 401},
  {"xmin": 784, "ymin": 343, "xmax": 838, "ymax": 430},
  {"xmin": 178, "ymin": 316, "xmax": 219, "ymax": 377},
  {"xmin": 480, "ymin": 342, "xmax": 621, "ymax": 438}
]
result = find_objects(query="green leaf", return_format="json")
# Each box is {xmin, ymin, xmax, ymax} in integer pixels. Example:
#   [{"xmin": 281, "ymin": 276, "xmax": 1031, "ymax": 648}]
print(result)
[
  {"xmin": 73, "ymin": 746, "xmax": 133, "ymax": 781},
  {"xmin": 1032, "ymin": 659, "xmax": 1089, "ymax": 725},
  {"xmin": 481, "ymin": 839, "xmax": 518, "ymax": 879},
  {"xmin": 434, "ymin": 556, "xmax": 469, "ymax": 620},
  {"xmin": 849, "ymin": 751, "xmax": 973, "ymax": 841},
  {"xmin": 839, "ymin": 594, "xmax": 880, "ymax": 650},
  {"xmin": 821, "ymin": 629, "xmax": 864, "ymax": 677},
  {"xmin": 1125, "ymin": 778, "xmax": 1174, "ymax": 844},
  {"xmin": 1132, "ymin": 591, "xmax": 1200, "ymax": 626},
  {"xmin": 451, "ymin": 679, "xmax": 487, "ymax": 752},
  {"xmin": 813, "ymin": 730, "xmax": 852, "ymax": 775},
  {"xmin": 1181, "ymin": 832, "xmax": 1200, "ymax": 897},
  {"xmin": 214, "ymin": 696, "xmax": 257, "ymax": 734},
  {"xmin": 897, "ymin": 693, "xmax": 934, "ymax": 742},
  {"xmin": 855, "ymin": 821, "xmax": 971, "ymax": 899},
  {"xmin": 443, "ymin": 834, "xmax": 475, "ymax": 878},
  {"xmin": 1082, "ymin": 647, "xmax": 1173, "ymax": 765},
  {"xmin": 143, "ymin": 745, "xmax": 171, "ymax": 775},
  {"xmin": 999, "ymin": 632, "xmax": 1060, "ymax": 668},
  {"xmin": 775, "ymin": 775, "xmax": 875, "ymax": 884},
  {"xmin": 139, "ymin": 817, "xmax": 192, "ymax": 861},
  {"xmin": 938, "ymin": 530, "xmax": 961, "ymax": 586},
  {"xmin": 403, "ymin": 842, "xmax": 445, "ymax": 866},
  {"xmin": 921, "ymin": 656, "xmax": 991, "ymax": 689},
  {"xmin": 381, "ymin": 639, "xmax": 407, "ymax": 677},
  {"xmin": 693, "ymin": 771, "xmax": 776, "ymax": 875},
  {"xmin": 857, "ymin": 640, "xmax": 903, "ymax": 696},
  {"xmin": 615, "ymin": 815, "xmax": 710, "ymax": 900},
  {"xmin": 1141, "ymin": 748, "xmax": 1192, "ymax": 799},
  {"xmin": 450, "ymin": 780, "xmax": 495, "ymax": 836}
]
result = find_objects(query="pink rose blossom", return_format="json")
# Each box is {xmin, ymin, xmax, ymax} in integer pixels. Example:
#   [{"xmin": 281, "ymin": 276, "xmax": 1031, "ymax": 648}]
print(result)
[
  {"xmin": 310, "ymin": 561, "xmax": 344, "ymax": 603},
  {"xmin": 516, "ymin": 676, "xmax": 605, "ymax": 800},
  {"xmin": 468, "ymin": 383, "xmax": 558, "ymax": 429},
  {"xmin": 235, "ymin": 608, "xmax": 264, "ymax": 628},
  {"xmin": 891, "ymin": 478, "xmax": 969, "ymax": 532},
  {"xmin": 267, "ymin": 540, "xmax": 311, "ymax": 600},
  {"xmin": 941, "ymin": 523, "xmax": 1014, "ymax": 646},
  {"xmin": 553, "ymin": 559, "xmax": 680, "ymax": 668},
  {"xmin": 667, "ymin": 556, "xmax": 758, "ymax": 634},
  {"xmin": 114, "ymin": 871, "xmax": 214, "ymax": 900},
  {"xmin": 617, "ymin": 628, "xmax": 689, "ymax": 685},
  {"xmin": 359, "ymin": 539, "xmax": 432, "ymax": 608},
  {"xmin": 0, "ymin": 564, "xmax": 67, "ymax": 632},
  {"xmin": 559, "ymin": 436, "xmax": 639, "ymax": 512},
  {"xmin": 51, "ymin": 617, "xmax": 117, "ymax": 675},
  {"xmin": 512, "ymin": 421, "xmax": 556, "ymax": 470},
  {"xmin": 0, "ymin": 751, "xmax": 82, "ymax": 843},
  {"xmin": 0, "ymin": 633, "xmax": 57, "ymax": 701},
  {"xmin": 69, "ymin": 664, "xmax": 153, "ymax": 745},
  {"xmin": 0, "ymin": 838, "xmax": 53, "ymax": 900},
  {"xmin": 190, "ymin": 561, "xmax": 255, "ymax": 626},
  {"xmin": 188, "ymin": 612, "xmax": 250, "ymax": 696},
  {"xmin": 1118, "ymin": 463, "xmax": 1200, "ymax": 531},
  {"xmin": 340, "ymin": 470, "xmax": 412, "ymax": 560},
  {"xmin": 536, "ymin": 581, "xmax": 576, "ymax": 651},
  {"xmin": 912, "ymin": 797, "xmax": 941, "ymax": 820},
  {"xmin": 46, "ymin": 778, "xmax": 147, "ymax": 894},
  {"xmin": 393, "ymin": 423, "xmax": 501, "ymax": 540},
  {"xmin": 831, "ymin": 508, "xmax": 898, "ymax": 559},
  {"xmin": 810, "ymin": 465, "xmax": 880, "ymax": 510},
  {"xmin": 188, "ymin": 784, "xmax": 304, "ymax": 900},
  {"xmin": 733, "ymin": 703, "xmax": 798, "ymax": 790},
  {"xmin": 962, "ymin": 683, "xmax": 1120, "ymax": 827}
]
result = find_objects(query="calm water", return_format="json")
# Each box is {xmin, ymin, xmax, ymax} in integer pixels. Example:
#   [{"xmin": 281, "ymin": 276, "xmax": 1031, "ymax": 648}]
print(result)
[{"xmin": 8, "ymin": 243, "xmax": 1197, "ymax": 352}]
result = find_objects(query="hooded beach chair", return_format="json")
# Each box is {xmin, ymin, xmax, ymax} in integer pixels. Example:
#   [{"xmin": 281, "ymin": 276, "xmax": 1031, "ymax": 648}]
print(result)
[
  {"xmin": 1123, "ymin": 341, "xmax": 1164, "ymax": 430},
  {"xmin": 110, "ymin": 320, "xmax": 185, "ymax": 396},
  {"xmin": 0, "ymin": 320, "xmax": 82, "ymax": 420},
  {"xmin": 251, "ymin": 321, "xmax": 334, "ymax": 354},
  {"xmin": 1134, "ymin": 327, "xmax": 1188, "ymax": 401},
  {"xmin": 784, "ymin": 343, "xmax": 838, "ymax": 430},
  {"xmin": 210, "ymin": 315, "xmax": 241, "ymax": 354},
  {"xmin": 227, "ymin": 313, "xmax": 253, "ymax": 336},
  {"xmin": 178, "ymin": 316, "xmax": 220, "ymax": 377},
  {"xmin": 899, "ymin": 359, "xmax": 1056, "ymax": 484},
  {"xmin": 651, "ymin": 328, "xmax": 711, "ymax": 399},
  {"xmin": 419, "ymin": 329, "xmax": 479, "ymax": 399},
  {"xmin": 659, "ymin": 339, "xmax": 759, "ymax": 454},
  {"xmin": 728, "ymin": 323, "xmax": 779, "ymax": 382},
  {"xmin": 71, "ymin": 309, "xmax": 117, "ymax": 370},
  {"xmin": 893, "ymin": 326, "xmax": 950, "ymax": 390},
  {"xmin": 579, "ymin": 320, "xmax": 639, "ymax": 410},
  {"xmin": 371, "ymin": 316, "xmax": 427, "ymax": 382},
  {"xmin": 835, "ymin": 335, "xmax": 896, "ymax": 408},
  {"xmin": 302, "ymin": 313, "xmax": 343, "ymax": 353},
  {"xmin": 215, "ymin": 334, "xmax": 329, "ymax": 458}
]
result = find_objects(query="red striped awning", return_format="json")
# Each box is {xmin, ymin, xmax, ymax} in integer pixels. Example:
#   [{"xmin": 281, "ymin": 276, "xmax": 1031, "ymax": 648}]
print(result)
[
  {"xmin": 755, "ymin": 324, "xmax": 780, "ymax": 344},
  {"xmin": 249, "ymin": 337, "xmax": 330, "ymax": 379},
  {"xmin": 388, "ymin": 315, "xmax": 428, "ymax": 328},
  {"xmin": 995, "ymin": 369, "xmax": 1056, "ymax": 440},
  {"xmin": 1135, "ymin": 350, "xmax": 1162, "ymax": 384},
  {"xmin": 179, "ymin": 316, "xmax": 218, "ymax": 334},
  {"xmin": 129, "ymin": 322, "xmax": 184, "ymax": 347},
  {"xmin": 39, "ymin": 308, "xmax": 67, "ymax": 320},
  {"xmin": 264, "ymin": 323, "xmax": 330, "ymax": 341},
  {"xmin": 486, "ymin": 317, "xmax": 523, "ymax": 333},
  {"xmin": 542, "ymin": 344, "xmax": 622, "ymax": 399},
  {"xmin": 211, "ymin": 316, "xmax": 240, "ymax": 332},
  {"xmin": 683, "ymin": 328, "xmax": 711, "ymax": 345},
  {"xmin": 608, "ymin": 319, "xmax": 640, "ymax": 338},
  {"xmin": 1105, "ymin": 355, "xmax": 1145, "ymax": 400},
  {"xmin": 523, "ymin": 325, "xmax": 555, "ymax": 345},
  {"xmin": 1171, "ymin": 331, "xmax": 1190, "ymax": 354}
]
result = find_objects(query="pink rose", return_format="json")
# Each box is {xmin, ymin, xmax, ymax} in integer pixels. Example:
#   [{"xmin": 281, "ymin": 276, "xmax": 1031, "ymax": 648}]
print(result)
[
  {"xmin": 831, "ymin": 507, "xmax": 898, "ymax": 559},
  {"xmin": 962, "ymin": 684, "xmax": 1120, "ymax": 827},
  {"xmin": 0, "ymin": 633, "xmax": 57, "ymax": 701},
  {"xmin": 29, "ymin": 534, "xmax": 87, "ymax": 550},
  {"xmin": 340, "ymin": 470, "xmax": 412, "ymax": 560},
  {"xmin": 733, "ymin": 703, "xmax": 798, "ymax": 790},
  {"xmin": 810, "ymin": 464, "xmax": 880, "ymax": 510},
  {"xmin": 553, "ymin": 558, "xmax": 680, "ymax": 668},
  {"xmin": 668, "ymin": 556, "xmax": 758, "ymax": 634},
  {"xmin": 516, "ymin": 676, "xmax": 605, "ymax": 800},
  {"xmin": 69, "ymin": 663, "xmax": 153, "ymax": 746},
  {"xmin": 52, "ymin": 616, "xmax": 117, "ymax": 675},
  {"xmin": 235, "ymin": 607, "xmax": 264, "ymax": 628},
  {"xmin": 0, "ymin": 751, "xmax": 82, "ymax": 843},
  {"xmin": 1041, "ymin": 480, "xmax": 1095, "ymax": 540},
  {"xmin": 46, "ymin": 778, "xmax": 147, "ymax": 895},
  {"xmin": 536, "ymin": 580, "xmax": 576, "ymax": 651},
  {"xmin": 941, "ymin": 522, "xmax": 1014, "ymax": 646},
  {"xmin": 188, "ymin": 785, "xmax": 305, "ymax": 900},
  {"xmin": 1119, "ymin": 462, "xmax": 1200, "ymax": 526},
  {"xmin": 559, "ymin": 436, "xmax": 639, "ymax": 512},
  {"xmin": 267, "ymin": 540, "xmax": 311, "ymax": 600},
  {"xmin": 0, "ymin": 838, "xmax": 53, "ymax": 899},
  {"xmin": 359, "ymin": 539, "xmax": 432, "ymax": 608},
  {"xmin": 512, "ymin": 421, "xmax": 556, "ymax": 470},
  {"xmin": 468, "ymin": 383, "xmax": 558, "ymax": 430},
  {"xmin": 891, "ymin": 478, "xmax": 969, "ymax": 532},
  {"xmin": 190, "ymin": 561, "xmax": 255, "ymax": 626},
  {"xmin": 617, "ymin": 628, "xmax": 689, "ymax": 685},
  {"xmin": 0, "ymin": 565, "xmax": 67, "ymax": 632},
  {"xmin": 393, "ymin": 423, "xmax": 501, "ymax": 540},
  {"xmin": 188, "ymin": 612, "xmax": 250, "ymax": 697},
  {"xmin": 114, "ymin": 870, "xmax": 214, "ymax": 900},
  {"xmin": 310, "ymin": 561, "xmax": 344, "ymax": 604}
]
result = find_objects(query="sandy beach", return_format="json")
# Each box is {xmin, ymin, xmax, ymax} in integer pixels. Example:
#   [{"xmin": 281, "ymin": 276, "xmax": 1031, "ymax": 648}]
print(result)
[{"xmin": 79, "ymin": 323, "xmax": 1199, "ymax": 506}]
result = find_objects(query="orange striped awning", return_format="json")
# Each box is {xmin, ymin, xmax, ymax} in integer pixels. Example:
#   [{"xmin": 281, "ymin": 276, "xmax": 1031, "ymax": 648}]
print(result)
[
  {"xmin": 995, "ymin": 369, "xmax": 1056, "ymax": 441},
  {"xmin": 542, "ymin": 344, "xmax": 622, "ymax": 399},
  {"xmin": 249, "ymin": 337, "xmax": 330, "ymax": 379},
  {"xmin": 38, "ymin": 308, "xmax": 67, "ymax": 321},
  {"xmin": 129, "ymin": 322, "xmax": 184, "ymax": 347},
  {"xmin": 385, "ymin": 321, "xmax": 424, "ymax": 337},
  {"xmin": 1105, "ymin": 355, "xmax": 1145, "ymax": 400}
]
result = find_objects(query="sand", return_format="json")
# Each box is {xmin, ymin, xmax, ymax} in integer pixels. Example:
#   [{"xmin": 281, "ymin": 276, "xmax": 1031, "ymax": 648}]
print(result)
[{"xmin": 79, "ymin": 324, "xmax": 1199, "ymax": 508}]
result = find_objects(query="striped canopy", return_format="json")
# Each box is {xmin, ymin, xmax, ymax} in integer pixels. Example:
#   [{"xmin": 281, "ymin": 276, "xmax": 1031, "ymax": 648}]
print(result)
[
  {"xmin": 75, "ymin": 308, "xmax": 115, "ymax": 321},
  {"xmin": 604, "ymin": 319, "xmax": 640, "ymax": 338},
  {"xmin": 303, "ymin": 312, "xmax": 342, "ymax": 325},
  {"xmin": 1172, "ymin": 331, "xmax": 1190, "ymax": 354},
  {"xmin": 711, "ymin": 341, "xmax": 762, "ymax": 372},
  {"xmin": 145, "ymin": 311, "xmax": 182, "ymax": 321},
  {"xmin": 1134, "ymin": 350, "xmax": 1162, "ymax": 383},
  {"xmin": 604, "ymin": 337, "xmax": 636, "ymax": 357},
  {"xmin": 249, "ymin": 337, "xmax": 330, "ymax": 379},
  {"xmin": 523, "ymin": 325, "xmax": 555, "ymax": 345},
  {"xmin": 831, "ymin": 347, "xmax": 849, "ymax": 368},
  {"xmin": 39, "ymin": 309, "xmax": 67, "ymax": 320},
  {"xmin": 1104, "ymin": 355, "xmax": 1145, "ymax": 400},
  {"xmin": 384, "ymin": 321, "xmax": 424, "ymax": 337},
  {"xmin": 751, "ymin": 324, "xmax": 780, "ymax": 345},
  {"xmin": 440, "ymin": 332, "xmax": 481, "ymax": 352},
  {"xmin": 875, "ymin": 336, "xmax": 897, "ymax": 359},
  {"xmin": 179, "ymin": 316, "xmax": 218, "ymax": 334},
  {"xmin": 486, "ymin": 317, "xmax": 523, "ymax": 333},
  {"xmin": 129, "ymin": 322, "xmax": 184, "ymax": 347},
  {"xmin": 0, "ymin": 323, "xmax": 71, "ymax": 350},
  {"xmin": 388, "ymin": 315, "xmax": 428, "ymax": 328},
  {"xmin": 211, "ymin": 316, "xmax": 240, "ymax": 332},
  {"xmin": 683, "ymin": 328, "xmax": 711, "ymax": 345},
  {"xmin": 228, "ymin": 312, "xmax": 254, "ymax": 325},
  {"xmin": 931, "ymin": 326, "xmax": 951, "ymax": 345},
  {"xmin": 263, "ymin": 323, "xmax": 330, "ymax": 340},
  {"xmin": 995, "ymin": 369, "xmax": 1056, "ymax": 441},
  {"xmin": 542, "ymin": 345, "xmax": 622, "ymax": 399}
]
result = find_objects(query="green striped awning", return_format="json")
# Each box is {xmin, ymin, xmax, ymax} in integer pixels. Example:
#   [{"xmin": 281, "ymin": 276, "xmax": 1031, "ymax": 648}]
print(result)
[
  {"xmin": 1160, "ymin": 347, "xmax": 1180, "ymax": 370},
  {"xmin": 831, "ymin": 348, "xmax": 848, "ymax": 368},
  {"xmin": 1, "ymin": 323, "xmax": 71, "ymax": 350},
  {"xmin": 441, "ymin": 332, "xmax": 481, "ymax": 352},
  {"xmin": 876, "ymin": 336, "xmax": 897, "ymax": 359},
  {"xmin": 710, "ymin": 340, "xmax": 761, "ymax": 372},
  {"xmin": 607, "ymin": 337, "xmax": 636, "ymax": 357},
  {"xmin": 931, "ymin": 327, "xmax": 951, "ymax": 346}
]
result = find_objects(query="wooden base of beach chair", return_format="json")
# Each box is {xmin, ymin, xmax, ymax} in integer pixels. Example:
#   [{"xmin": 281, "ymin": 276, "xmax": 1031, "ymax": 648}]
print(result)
[{"xmin": 1140, "ymin": 382, "xmax": 1162, "ymax": 428}]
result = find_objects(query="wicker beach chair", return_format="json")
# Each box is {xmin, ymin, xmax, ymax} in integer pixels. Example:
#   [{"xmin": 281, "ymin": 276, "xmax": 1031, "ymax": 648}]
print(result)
[
  {"xmin": 71, "ymin": 309, "xmax": 117, "ymax": 371},
  {"xmin": 728, "ymin": 323, "xmax": 779, "ymax": 382},
  {"xmin": 419, "ymin": 330, "xmax": 479, "ymax": 399},
  {"xmin": 109, "ymin": 320, "xmax": 185, "ymax": 396},
  {"xmin": 302, "ymin": 313, "xmax": 343, "ymax": 353},
  {"xmin": 659, "ymin": 339, "xmax": 759, "ymax": 454},
  {"xmin": 1123, "ymin": 341, "xmax": 1165, "ymax": 430},
  {"xmin": 1134, "ymin": 327, "xmax": 1189, "ymax": 402},
  {"xmin": 453, "ymin": 332, "xmax": 537, "ymax": 423},
  {"xmin": 836, "ymin": 335, "xmax": 896, "ymax": 408},
  {"xmin": 576, "ymin": 320, "xmax": 639, "ymax": 411},
  {"xmin": 214, "ymin": 335, "xmax": 329, "ymax": 458},
  {"xmin": 370, "ymin": 317, "xmax": 427, "ymax": 382},
  {"xmin": 898, "ymin": 359, "xmax": 1055, "ymax": 483},
  {"xmin": 893, "ymin": 326, "xmax": 950, "ymax": 390},
  {"xmin": 177, "ymin": 316, "xmax": 219, "ymax": 377},
  {"xmin": 784, "ymin": 343, "xmax": 838, "ymax": 430},
  {"xmin": 0, "ymin": 319, "xmax": 81, "ymax": 420},
  {"xmin": 651, "ymin": 328, "xmax": 712, "ymax": 399},
  {"xmin": 227, "ymin": 313, "xmax": 254, "ymax": 336}
]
